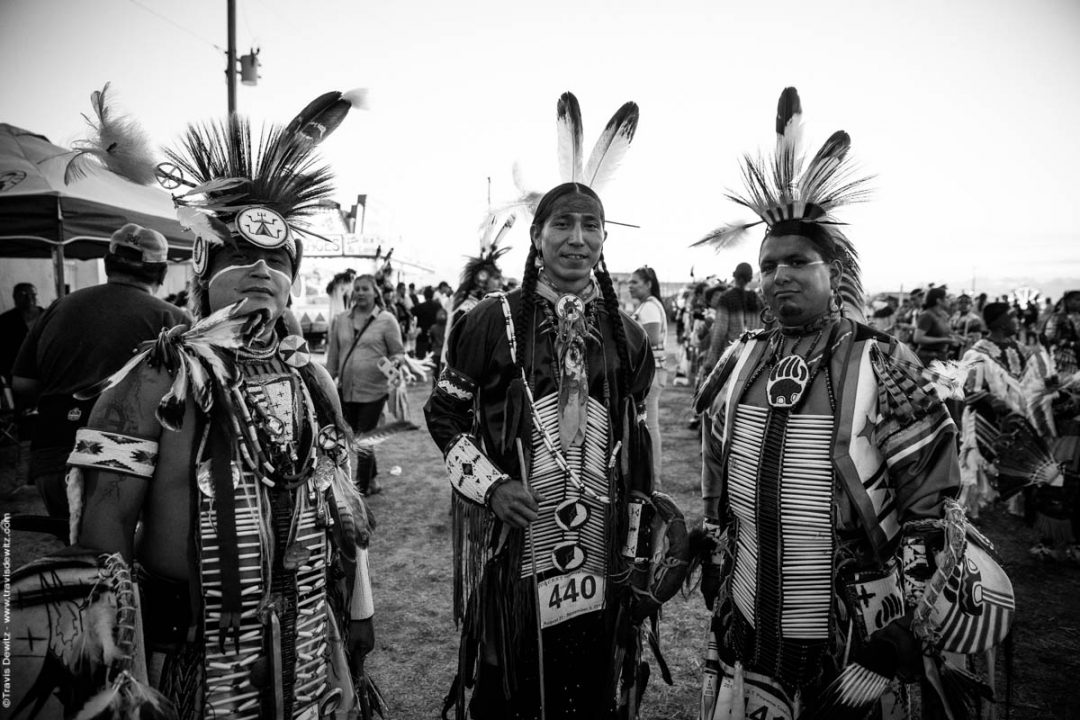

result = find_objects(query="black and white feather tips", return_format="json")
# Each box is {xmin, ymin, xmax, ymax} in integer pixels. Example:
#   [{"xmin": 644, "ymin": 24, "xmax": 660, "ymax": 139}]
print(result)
[
  {"xmin": 693, "ymin": 86, "xmax": 871, "ymax": 250},
  {"xmin": 162, "ymin": 89, "xmax": 361, "ymax": 253},
  {"xmin": 65, "ymin": 82, "xmax": 159, "ymax": 186},
  {"xmin": 692, "ymin": 86, "xmax": 873, "ymax": 314},
  {"xmin": 557, "ymin": 91, "xmax": 639, "ymax": 192}
]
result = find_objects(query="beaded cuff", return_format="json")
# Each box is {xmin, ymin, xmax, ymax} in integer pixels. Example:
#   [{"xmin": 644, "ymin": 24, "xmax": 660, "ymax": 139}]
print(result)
[
  {"xmin": 436, "ymin": 367, "xmax": 477, "ymax": 402},
  {"xmin": 68, "ymin": 428, "xmax": 159, "ymax": 479},
  {"xmin": 444, "ymin": 434, "xmax": 510, "ymax": 507}
]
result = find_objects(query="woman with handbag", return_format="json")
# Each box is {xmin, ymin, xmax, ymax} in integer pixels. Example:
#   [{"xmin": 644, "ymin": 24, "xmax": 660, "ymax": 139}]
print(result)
[
  {"xmin": 629, "ymin": 264, "xmax": 668, "ymax": 486},
  {"xmin": 327, "ymin": 273, "xmax": 405, "ymax": 494}
]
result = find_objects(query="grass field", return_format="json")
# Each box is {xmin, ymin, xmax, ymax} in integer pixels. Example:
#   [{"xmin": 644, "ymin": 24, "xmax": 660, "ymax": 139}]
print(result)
[{"xmin": 5, "ymin": 379, "xmax": 1080, "ymax": 719}]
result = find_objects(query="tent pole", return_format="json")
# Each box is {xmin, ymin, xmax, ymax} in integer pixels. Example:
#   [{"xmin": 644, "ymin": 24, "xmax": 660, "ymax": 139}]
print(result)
[
  {"xmin": 52, "ymin": 244, "xmax": 65, "ymax": 299},
  {"xmin": 55, "ymin": 196, "xmax": 66, "ymax": 298}
]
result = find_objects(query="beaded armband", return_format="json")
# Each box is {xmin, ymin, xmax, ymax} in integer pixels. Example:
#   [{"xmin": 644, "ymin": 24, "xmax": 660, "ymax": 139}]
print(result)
[
  {"xmin": 68, "ymin": 428, "xmax": 159, "ymax": 479},
  {"xmin": 436, "ymin": 367, "xmax": 476, "ymax": 402},
  {"xmin": 444, "ymin": 434, "xmax": 510, "ymax": 507}
]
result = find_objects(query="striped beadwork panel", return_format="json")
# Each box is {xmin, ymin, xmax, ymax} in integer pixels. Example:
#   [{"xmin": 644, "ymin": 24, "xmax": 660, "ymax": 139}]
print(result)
[
  {"xmin": 524, "ymin": 393, "xmax": 610, "ymax": 579},
  {"xmin": 727, "ymin": 404, "xmax": 836, "ymax": 641}
]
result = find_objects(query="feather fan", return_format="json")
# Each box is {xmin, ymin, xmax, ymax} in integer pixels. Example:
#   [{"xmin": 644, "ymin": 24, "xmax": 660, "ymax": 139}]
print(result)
[
  {"xmin": 799, "ymin": 662, "xmax": 891, "ymax": 720},
  {"xmin": 583, "ymin": 101, "xmax": 639, "ymax": 193},
  {"xmin": 556, "ymin": 92, "xmax": 584, "ymax": 183},
  {"xmin": 992, "ymin": 414, "xmax": 1065, "ymax": 499},
  {"xmin": 65, "ymin": 82, "xmax": 159, "ymax": 186}
]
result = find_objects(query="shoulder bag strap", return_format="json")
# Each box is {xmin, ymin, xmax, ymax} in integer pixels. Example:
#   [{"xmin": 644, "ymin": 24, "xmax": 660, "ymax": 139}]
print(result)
[{"xmin": 340, "ymin": 313, "xmax": 377, "ymax": 374}]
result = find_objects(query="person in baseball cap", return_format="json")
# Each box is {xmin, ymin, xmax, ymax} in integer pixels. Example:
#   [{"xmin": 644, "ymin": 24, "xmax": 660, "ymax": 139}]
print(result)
[{"xmin": 11, "ymin": 220, "xmax": 188, "ymax": 519}]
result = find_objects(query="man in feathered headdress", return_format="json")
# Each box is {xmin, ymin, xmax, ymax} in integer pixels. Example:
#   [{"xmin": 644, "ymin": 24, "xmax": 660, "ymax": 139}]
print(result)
[
  {"xmin": 691, "ymin": 87, "xmax": 1013, "ymax": 719},
  {"xmin": 426, "ymin": 92, "xmax": 686, "ymax": 719},
  {"xmin": 29, "ymin": 91, "xmax": 384, "ymax": 720}
]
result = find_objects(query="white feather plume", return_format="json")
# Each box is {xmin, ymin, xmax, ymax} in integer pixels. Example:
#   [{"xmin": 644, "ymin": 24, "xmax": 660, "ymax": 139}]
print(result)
[
  {"xmin": 583, "ymin": 101, "xmax": 639, "ymax": 193},
  {"xmin": 556, "ymin": 92, "xmax": 584, "ymax": 183}
]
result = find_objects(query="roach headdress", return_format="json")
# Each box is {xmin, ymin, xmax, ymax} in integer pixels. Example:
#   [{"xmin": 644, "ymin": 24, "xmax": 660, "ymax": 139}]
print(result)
[
  {"xmin": 161, "ymin": 90, "xmax": 365, "ymax": 316},
  {"xmin": 693, "ymin": 87, "xmax": 873, "ymax": 312}
]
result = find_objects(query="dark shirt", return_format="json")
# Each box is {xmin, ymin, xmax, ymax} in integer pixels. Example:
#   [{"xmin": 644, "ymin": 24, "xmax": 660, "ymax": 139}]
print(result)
[
  {"xmin": 13, "ymin": 281, "xmax": 190, "ymax": 448},
  {"xmin": 0, "ymin": 305, "xmax": 42, "ymax": 380},
  {"xmin": 411, "ymin": 299, "xmax": 442, "ymax": 333}
]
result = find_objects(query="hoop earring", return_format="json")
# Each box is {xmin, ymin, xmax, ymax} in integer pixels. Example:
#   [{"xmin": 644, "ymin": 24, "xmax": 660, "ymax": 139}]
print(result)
[{"xmin": 760, "ymin": 305, "xmax": 776, "ymax": 325}]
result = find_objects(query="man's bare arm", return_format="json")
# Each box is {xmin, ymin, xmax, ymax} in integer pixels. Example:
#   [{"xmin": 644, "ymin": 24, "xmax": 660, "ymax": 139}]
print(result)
[{"xmin": 76, "ymin": 366, "xmax": 171, "ymax": 559}]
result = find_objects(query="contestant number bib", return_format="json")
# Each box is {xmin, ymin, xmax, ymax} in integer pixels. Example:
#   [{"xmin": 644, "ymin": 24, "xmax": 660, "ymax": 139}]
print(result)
[{"xmin": 538, "ymin": 572, "xmax": 605, "ymax": 629}]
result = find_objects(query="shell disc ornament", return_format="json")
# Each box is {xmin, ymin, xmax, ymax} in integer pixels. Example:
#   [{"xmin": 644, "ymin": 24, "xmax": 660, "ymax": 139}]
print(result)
[
  {"xmin": 279, "ymin": 334, "xmax": 311, "ymax": 368},
  {"xmin": 235, "ymin": 206, "xmax": 291, "ymax": 249},
  {"xmin": 191, "ymin": 234, "xmax": 209, "ymax": 276}
]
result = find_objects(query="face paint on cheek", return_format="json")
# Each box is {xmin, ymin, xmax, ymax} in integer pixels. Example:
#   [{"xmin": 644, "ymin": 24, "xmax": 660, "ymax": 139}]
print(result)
[{"xmin": 206, "ymin": 260, "xmax": 292, "ymax": 292}]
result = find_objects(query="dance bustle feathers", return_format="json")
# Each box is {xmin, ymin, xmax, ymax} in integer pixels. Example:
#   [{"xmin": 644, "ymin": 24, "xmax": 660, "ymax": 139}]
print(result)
[
  {"xmin": 992, "ymin": 414, "xmax": 1065, "ymax": 499},
  {"xmin": 66, "ymin": 82, "xmax": 159, "ymax": 186}
]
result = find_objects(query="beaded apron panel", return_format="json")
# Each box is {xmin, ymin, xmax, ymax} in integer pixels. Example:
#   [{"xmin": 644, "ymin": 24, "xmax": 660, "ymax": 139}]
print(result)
[
  {"xmin": 197, "ymin": 373, "xmax": 332, "ymax": 719},
  {"xmin": 728, "ymin": 404, "xmax": 835, "ymax": 641},
  {"xmin": 524, "ymin": 393, "xmax": 611, "ymax": 627}
]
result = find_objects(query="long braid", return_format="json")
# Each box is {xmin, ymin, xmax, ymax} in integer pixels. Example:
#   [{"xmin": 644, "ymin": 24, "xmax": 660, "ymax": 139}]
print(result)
[
  {"xmin": 596, "ymin": 254, "xmax": 632, "ymax": 398},
  {"xmin": 516, "ymin": 245, "xmax": 540, "ymax": 376}
]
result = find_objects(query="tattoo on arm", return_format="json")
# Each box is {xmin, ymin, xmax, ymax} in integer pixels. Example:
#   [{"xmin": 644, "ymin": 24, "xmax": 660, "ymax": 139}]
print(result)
[{"xmin": 97, "ymin": 381, "xmax": 147, "ymax": 434}]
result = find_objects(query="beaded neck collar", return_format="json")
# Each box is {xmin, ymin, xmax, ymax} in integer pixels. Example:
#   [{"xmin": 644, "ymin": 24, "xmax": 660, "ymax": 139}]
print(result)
[
  {"xmin": 536, "ymin": 272, "xmax": 599, "ymax": 306},
  {"xmin": 779, "ymin": 310, "xmax": 840, "ymax": 337},
  {"xmin": 235, "ymin": 337, "xmax": 279, "ymax": 362}
]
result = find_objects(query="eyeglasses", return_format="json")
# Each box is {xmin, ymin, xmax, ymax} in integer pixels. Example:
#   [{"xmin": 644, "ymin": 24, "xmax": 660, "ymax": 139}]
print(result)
[{"xmin": 759, "ymin": 260, "xmax": 826, "ymax": 277}]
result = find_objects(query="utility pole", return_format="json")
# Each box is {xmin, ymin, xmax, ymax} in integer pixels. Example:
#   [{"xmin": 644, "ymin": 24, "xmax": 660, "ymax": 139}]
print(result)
[{"xmin": 226, "ymin": 0, "xmax": 237, "ymax": 114}]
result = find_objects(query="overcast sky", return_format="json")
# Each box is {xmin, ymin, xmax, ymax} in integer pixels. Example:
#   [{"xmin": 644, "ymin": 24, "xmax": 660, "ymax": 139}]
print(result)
[{"xmin": 2, "ymin": 0, "xmax": 1078, "ymax": 297}]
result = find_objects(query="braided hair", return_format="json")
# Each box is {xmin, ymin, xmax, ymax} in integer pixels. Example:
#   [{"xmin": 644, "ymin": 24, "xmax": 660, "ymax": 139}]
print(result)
[
  {"xmin": 515, "ymin": 244, "xmax": 541, "ymax": 376},
  {"xmin": 596, "ymin": 254, "xmax": 633, "ymax": 398}
]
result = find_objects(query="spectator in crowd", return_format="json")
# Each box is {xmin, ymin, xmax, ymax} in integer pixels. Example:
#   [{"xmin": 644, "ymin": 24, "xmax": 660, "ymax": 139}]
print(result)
[
  {"xmin": 436, "ymin": 279, "xmax": 456, "ymax": 321},
  {"xmin": 950, "ymin": 292, "xmax": 985, "ymax": 358},
  {"xmin": 629, "ymin": 265, "xmax": 668, "ymax": 485},
  {"xmin": 0, "ymin": 282, "xmax": 43, "ymax": 383},
  {"xmin": 12, "ymin": 224, "xmax": 189, "ymax": 517},
  {"xmin": 384, "ymin": 287, "xmax": 413, "ymax": 341},
  {"xmin": 1023, "ymin": 299, "xmax": 1041, "ymax": 345},
  {"xmin": 913, "ymin": 285, "xmax": 961, "ymax": 365},
  {"xmin": 411, "ymin": 285, "xmax": 442, "ymax": 359},
  {"xmin": 327, "ymin": 274, "xmax": 406, "ymax": 494},
  {"xmin": 428, "ymin": 306, "xmax": 447, "ymax": 387},
  {"xmin": 703, "ymin": 261, "xmax": 762, "ymax": 372},
  {"xmin": 892, "ymin": 287, "xmax": 923, "ymax": 344}
]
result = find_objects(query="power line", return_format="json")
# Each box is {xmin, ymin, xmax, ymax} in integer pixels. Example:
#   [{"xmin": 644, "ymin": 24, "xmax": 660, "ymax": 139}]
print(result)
[{"xmin": 127, "ymin": 0, "xmax": 225, "ymax": 53}]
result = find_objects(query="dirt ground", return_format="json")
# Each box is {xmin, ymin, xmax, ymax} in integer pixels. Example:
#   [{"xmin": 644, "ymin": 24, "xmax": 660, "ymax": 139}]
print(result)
[{"xmin": 4, "ymin": 380, "xmax": 1079, "ymax": 719}]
